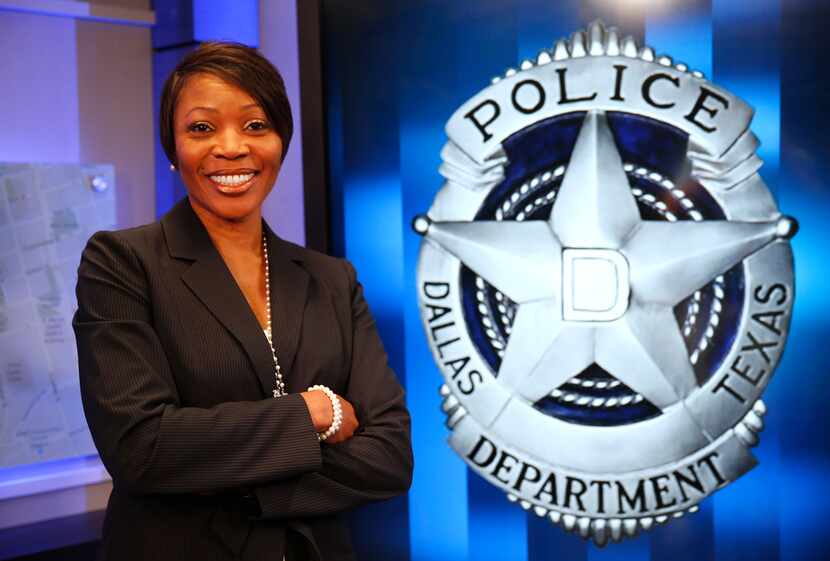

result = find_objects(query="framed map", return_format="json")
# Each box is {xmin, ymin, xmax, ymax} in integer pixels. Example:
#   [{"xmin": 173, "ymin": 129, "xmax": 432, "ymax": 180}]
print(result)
[{"xmin": 0, "ymin": 163, "xmax": 115, "ymax": 470}]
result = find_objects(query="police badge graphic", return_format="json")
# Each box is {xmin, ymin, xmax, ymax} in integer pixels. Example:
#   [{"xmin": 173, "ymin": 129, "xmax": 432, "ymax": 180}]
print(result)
[{"xmin": 413, "ymin": 21, "xmax": 797, "ymax": 545}]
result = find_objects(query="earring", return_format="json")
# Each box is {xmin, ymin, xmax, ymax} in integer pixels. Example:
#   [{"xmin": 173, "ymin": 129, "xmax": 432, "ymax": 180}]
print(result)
[{"xmin": 169, "ymin": 163, "xmax": 176, "ymax": 171}]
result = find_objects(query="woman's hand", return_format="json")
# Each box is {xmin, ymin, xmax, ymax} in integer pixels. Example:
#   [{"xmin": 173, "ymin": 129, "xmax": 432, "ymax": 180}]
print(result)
[
  {"xmin": 300, "ymin": 390, "xmax": 359, "ymax": 443},
  {"xmin": 326, "ymin": 396, "xmax": 358, "ymax": 444}
]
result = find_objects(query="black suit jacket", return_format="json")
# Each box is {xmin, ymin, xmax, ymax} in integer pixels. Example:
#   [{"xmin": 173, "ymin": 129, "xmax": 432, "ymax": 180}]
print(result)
[{"xmin": 72, "ymin": 197, "xmax": 413, "ymax": 561}]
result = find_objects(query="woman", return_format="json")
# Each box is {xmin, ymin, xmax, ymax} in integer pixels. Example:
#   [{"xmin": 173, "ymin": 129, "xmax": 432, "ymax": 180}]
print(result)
[{"xmin": 73, "ymin": 42, "xmax": 413, "ymax": 561}]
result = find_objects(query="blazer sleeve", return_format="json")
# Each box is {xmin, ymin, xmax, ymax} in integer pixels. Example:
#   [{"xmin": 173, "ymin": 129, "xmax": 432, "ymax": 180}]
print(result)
[
  {"xmin": 251, "ymin": 259, "xmax": 413, "ymax": 519},
  {"xmin": 73, "ymin": 230, "xmax": 323, "ymax": 495}
]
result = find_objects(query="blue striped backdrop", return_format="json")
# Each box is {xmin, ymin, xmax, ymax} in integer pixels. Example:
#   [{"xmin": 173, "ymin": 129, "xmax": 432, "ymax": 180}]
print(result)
[{"xmin": 321, "ymin": 1, "xmax": 830, "ymax": 559}]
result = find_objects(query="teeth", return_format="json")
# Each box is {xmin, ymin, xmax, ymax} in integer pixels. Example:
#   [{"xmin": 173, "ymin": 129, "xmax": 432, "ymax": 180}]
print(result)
[{"xmin": 211, "ymin": 173, "xmax": 255, "ymax": 186}]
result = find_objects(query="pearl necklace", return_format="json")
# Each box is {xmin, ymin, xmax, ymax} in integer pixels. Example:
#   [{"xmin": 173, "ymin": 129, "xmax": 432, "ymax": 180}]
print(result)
[
  {"xmin": 263, "ymin": 232, "xmax": 286, "ymax": 398},
  {"xmin": 262, "ymin": 231, "xmax": 342, "ymax": 440}
]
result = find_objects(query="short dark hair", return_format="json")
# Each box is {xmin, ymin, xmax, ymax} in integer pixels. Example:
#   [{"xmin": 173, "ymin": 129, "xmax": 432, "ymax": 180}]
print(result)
[{"xmin": 159, "ymin": 41, "xmax": 293, "ymax": 166}]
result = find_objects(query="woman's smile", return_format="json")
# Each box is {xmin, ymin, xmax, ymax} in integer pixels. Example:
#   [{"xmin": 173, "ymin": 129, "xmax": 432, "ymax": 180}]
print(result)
[{"xmin": 205, "ymin": 170, "xmax": 259, "ymax": 195}]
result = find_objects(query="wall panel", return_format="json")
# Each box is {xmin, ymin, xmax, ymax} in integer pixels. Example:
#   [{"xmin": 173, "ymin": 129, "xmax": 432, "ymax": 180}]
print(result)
[
  {"xmin": 0, "ymin": 11, "xmax": 80, "ymax": 163},
  {"xmin": 320, "ymin": 1, "xmax": 826, "ymax": 560}
]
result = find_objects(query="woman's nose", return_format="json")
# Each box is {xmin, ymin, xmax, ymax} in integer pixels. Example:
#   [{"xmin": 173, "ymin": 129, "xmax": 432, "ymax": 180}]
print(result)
[{"xmin": 211, "ymin": 128, "xmax": 249, "ymax": 159}]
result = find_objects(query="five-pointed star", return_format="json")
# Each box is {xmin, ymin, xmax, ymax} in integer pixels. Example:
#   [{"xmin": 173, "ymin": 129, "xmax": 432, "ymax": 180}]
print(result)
[{"xmin": 418, "ymin": 110, "xmax": 789, "ymax": 411}]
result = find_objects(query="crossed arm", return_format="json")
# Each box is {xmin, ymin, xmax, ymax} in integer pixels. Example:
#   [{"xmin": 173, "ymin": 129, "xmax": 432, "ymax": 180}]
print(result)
[{"xmin": 73, "ymin": 231, "xmax": 413, "ymax": 519}]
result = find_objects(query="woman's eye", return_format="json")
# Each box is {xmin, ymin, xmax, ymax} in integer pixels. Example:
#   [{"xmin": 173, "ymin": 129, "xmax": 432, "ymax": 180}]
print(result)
[
  {"xmin": 246, "ymin": 120, "xmax": 270, "ymax": 131},
  {"xmin": 188, "ymin": 122, "xmax": 212, "ymax": 133}
]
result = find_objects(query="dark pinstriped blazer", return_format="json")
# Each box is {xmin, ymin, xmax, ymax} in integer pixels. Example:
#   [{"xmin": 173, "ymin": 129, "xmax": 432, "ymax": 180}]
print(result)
[{"xmin": 72, "ymin": 197, "xmax": 413, "ymax": 561}]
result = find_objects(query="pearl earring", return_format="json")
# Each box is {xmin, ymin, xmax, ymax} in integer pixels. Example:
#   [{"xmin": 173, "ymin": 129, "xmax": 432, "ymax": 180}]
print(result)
[{"xmin": 169, "ymin": 163, "xmax": 176, "ymax": 171}]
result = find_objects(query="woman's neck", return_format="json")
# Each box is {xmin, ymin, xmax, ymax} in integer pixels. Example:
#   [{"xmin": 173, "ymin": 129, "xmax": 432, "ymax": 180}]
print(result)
[{"xmin": 189, "ymin": 197, "xmax": 263, "ymax": 257}]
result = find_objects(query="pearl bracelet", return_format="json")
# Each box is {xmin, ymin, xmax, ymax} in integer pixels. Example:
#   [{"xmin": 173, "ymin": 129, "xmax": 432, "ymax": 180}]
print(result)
[{"xmin": 308, "ymin": 385, "xmax": 342, "ymax": 441}]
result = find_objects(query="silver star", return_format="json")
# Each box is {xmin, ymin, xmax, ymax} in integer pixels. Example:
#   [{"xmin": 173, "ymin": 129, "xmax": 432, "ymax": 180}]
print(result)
[{"xmin": 419, "ymin": 110, "xmax": 792, "ymax": 411}]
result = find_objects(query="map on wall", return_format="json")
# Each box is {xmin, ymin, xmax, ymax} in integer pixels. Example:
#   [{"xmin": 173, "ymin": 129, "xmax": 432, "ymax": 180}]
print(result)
[{"xmin": 0, "ymin": 163, "xmax": 116, "ymax": 470}]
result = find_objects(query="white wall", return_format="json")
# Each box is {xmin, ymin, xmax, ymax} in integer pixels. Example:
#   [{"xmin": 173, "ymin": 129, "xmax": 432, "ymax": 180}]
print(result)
[
  {"xmin": 0, "ymin": 0, "xmax": 156, "ymax": 533},
  {"xmin": 259, "ymin": 0, "xmax": 306, "ymax": 247},
  {"xmin": 0, "ymin": 11, "xmax": 81, "ymax": 163},
  {"xmin": 0, "ymin": 3, "xmax": 155, "ymax": 228}
]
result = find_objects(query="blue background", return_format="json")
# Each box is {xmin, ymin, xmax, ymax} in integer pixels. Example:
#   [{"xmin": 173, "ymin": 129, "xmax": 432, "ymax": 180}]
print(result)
[{"xmin": 320, "ymin": 1, "xmax": 830, "ymax": 560}]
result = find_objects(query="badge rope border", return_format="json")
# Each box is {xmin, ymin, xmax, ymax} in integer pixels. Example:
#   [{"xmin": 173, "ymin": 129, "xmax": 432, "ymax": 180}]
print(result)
[{"xmin": 413, "ymin": 21, "xmax": 797, "ymax": 546}]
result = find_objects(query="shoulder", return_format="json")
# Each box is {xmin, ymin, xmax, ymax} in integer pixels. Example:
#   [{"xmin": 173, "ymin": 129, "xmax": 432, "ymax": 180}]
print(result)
[
  {"xmin": 86, "ymin": 221, "xmax": 163, "ymax": 252},
  {"xmin": 75, "ymin": 222, "xmax": 164, "ymax": 314},
  {"xmin": 79, "ymin": 221, "xmax": 165, "ymax": 278}
]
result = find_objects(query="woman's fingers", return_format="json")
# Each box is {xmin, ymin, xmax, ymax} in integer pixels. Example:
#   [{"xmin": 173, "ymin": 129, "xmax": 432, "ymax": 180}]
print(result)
[
  {"xmin": 300, "ymin": 390, "xmax": 359, "ymax": 443},
  {"xmin": 300, "ymin": 390, "xmax": 333, "ymax": 432},
  {"xmin": 325, "ymin": 396, "xmax": 359, "ymax": 444}
]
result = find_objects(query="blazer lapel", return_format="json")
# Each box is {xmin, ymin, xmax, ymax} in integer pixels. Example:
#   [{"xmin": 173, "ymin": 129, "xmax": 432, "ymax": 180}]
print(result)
[
  {"xmin": 263, "ymin": 222, "xmax": 309, "ymax": 391},
  {"xmin": 160, "ymin": 198, "xmax": 308, "ymax": 398}
]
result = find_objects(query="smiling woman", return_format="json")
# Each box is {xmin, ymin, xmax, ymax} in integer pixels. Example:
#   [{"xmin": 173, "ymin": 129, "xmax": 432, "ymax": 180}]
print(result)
[
  {"xmin": 173, "ymin": 73, "xmax": 283, "ymax": 223},
  {"xmin": 72, "ymin": 42, "xmax": 413, "ymax": 561}
]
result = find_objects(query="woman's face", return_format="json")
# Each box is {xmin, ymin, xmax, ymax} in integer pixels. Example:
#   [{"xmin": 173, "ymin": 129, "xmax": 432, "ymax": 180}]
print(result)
[{"xmin": 173, "ymin": 72, "xmax": 283, "ymax": 224}]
